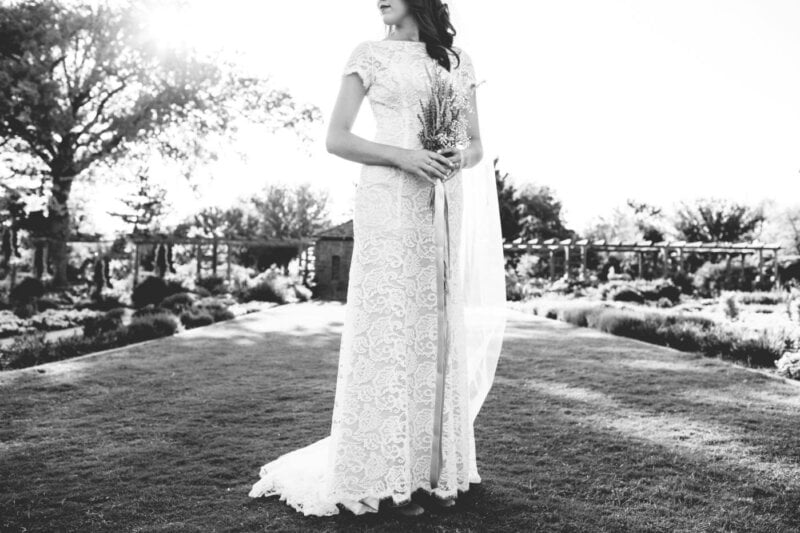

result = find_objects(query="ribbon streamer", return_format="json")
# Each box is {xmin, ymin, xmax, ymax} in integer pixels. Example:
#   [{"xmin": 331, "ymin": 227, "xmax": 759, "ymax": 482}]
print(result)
[{"xmin": 429, "ymin": 176, "xmax": 451, "ymax": 490}]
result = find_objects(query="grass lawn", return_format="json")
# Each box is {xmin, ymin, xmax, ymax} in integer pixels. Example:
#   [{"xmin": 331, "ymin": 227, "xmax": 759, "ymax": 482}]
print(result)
[{"xmin": 1, "ymin": 300, "xmax": 800, "ymax": 532}]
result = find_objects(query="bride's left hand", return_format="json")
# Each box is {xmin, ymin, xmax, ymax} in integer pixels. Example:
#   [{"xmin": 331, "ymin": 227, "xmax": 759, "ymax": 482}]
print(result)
[{"xmin": 437, "ymin": 148, "xmax": 464, "ymax": 181}]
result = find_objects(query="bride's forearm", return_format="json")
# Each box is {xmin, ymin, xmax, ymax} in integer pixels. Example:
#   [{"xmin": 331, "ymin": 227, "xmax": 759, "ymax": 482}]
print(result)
[
  {"xmin": 326, "ymin": 130, "xmax": 404, "ymax": 167},
  {"xmin": 461, "ymin": 139, "xmax": 483, "ymax": 170}
]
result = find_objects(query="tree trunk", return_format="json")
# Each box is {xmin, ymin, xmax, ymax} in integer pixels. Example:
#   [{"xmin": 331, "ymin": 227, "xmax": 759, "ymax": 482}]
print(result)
[{"xmin": 47, "ymin": 174, "xmax": 74, "ymax": 289}]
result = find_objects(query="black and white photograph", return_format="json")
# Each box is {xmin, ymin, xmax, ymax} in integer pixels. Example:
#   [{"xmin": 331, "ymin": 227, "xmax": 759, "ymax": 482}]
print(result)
[{"xmin": 1, "ymin": 0, "xmax": 799, "ymax": 531}]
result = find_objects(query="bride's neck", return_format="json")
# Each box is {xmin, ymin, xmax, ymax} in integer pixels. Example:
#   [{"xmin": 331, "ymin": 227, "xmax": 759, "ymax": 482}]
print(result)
[{"xmin": 387, "ymin": 24, "xmax": 420, "ymax": 42}]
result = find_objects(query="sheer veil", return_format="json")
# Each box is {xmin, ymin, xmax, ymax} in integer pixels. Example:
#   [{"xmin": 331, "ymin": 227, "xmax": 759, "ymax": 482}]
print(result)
[
  {"xmin": 448, "ymin": 2, "xmax": 508, "ymax": 426},
  {"xmin": 447, "ymin": 3, "xmax": 508, "ymax": 482}
]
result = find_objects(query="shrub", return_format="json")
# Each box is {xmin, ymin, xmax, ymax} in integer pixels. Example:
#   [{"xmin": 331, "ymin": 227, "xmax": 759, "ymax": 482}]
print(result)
[
  {"xmin": 193, "ymin": 286, "xmax": 212, "ymax": 298},
  {"xmin": 293, "ymin": 283, "xmax": 313, "ymax": 302},
  {"xmin": 131, "ymin": 276, "xmax": 187, "ymax": 309},
  {"xmin": 180, "ymin": 310, "xmax": 215, "ymax": 329},
  {"xmin": 83, "ymin": 311, "xmax": 124, "ymax": 337},
  {"xmin": 505, "ymin": 269, "xmax": 523, "ymax": 301},
  {"xmin": 722, "ymin": 293, "xmax": 740, "ymax": 320},
  {"xmin": 242, "ymin": 276, "xmax": 292, "ymax": 303},
  {"xmin": 776, "ymin": 351, "xmax": 800, "ymax": 379},
  {"xmin": 132, "ymin": 304, "xmax": 172, "ymax": 319},
  {"xmin": 160, "ymin": 292, "xmax": 196, "ymax": 314},
  {"xmin": 0, "ymin": 329, "xmax": 125, "ymax": 370},
  {"xmin": 657, "ymin": 284, "xmax": 682, "ymax": 303},
  {"xmin": 0, "ymin": 332, "xmax": 48, "ymax": 369},
  {"xmin": 667, "ymin": 270, "xmax": 695, "ymax": 295},
  {"xmin": 196, "ymin": 275, "xmax": 227, "ymax": 295},
  {"xmin": 193, "ymin": 299, "xmax": 235, "ymax": 322},
  {"xmin": 729, "ymin": 330, "xmax": 785, "ymax": 367},
  {"xmin": 737, "ymin": 291, "xmax": 786, "ymax": 305},
  {"xmin": 611, "ymin": 288, "xmax": 645, "ymax": 304},
  {"xmin": 559, "ymin": 304, "xmax": 604, "ymax": 328},
  {"xmin": 9, "ymin": 277, "xmax": 45, "ymax": 305},
  {"xmin": 132, "ymin": 276, "xmax": 168, "ymax": 308},
  {"xmin": 123, "ymin": 312, "xmax": 179, "ymax": 343},
  {"xmin": 655, "ymin": 321, "xmax": 706, "ymax": 352},
  {"xmin": 657, "ymin": 297, "xmax": 673, "ymax": 308}
]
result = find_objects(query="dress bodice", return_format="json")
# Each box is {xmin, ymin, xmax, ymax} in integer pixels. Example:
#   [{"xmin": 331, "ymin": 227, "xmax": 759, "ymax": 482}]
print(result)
[{"xmin": 342, "ymin": 40, "xmax": 477, "ymax": 150}]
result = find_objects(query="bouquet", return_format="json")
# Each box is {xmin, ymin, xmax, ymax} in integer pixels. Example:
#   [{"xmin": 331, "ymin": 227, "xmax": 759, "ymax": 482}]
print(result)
[{"xmin": 417, "ymin": 64, "xmax": 472, "ymax": 157}]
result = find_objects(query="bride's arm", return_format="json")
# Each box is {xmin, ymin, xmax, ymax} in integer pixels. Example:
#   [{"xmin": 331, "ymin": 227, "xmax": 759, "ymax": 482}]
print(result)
[
  {"xmin": 326, "ymin": 74, "xmax": 453, "ymax": 179},
  {"xmin": 458, "ymin": 88, "xmax": 484, "ymax": 171}
]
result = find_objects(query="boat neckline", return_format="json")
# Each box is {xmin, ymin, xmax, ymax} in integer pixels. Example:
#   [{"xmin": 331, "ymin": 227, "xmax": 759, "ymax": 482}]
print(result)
[{"xmin": 377, "ymin": 39, "xmax": 426, "ymax": 44}]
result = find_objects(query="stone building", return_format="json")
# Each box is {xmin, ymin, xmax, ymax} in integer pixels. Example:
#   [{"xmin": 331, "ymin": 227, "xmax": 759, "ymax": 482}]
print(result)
[{"xmin": 312, "ymin": 219, "xmax": 354, "ymax": 301}]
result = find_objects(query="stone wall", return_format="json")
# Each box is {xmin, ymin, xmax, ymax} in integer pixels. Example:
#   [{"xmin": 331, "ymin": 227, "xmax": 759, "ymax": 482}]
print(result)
[{"xmin": 313, "ymin": 239, "xmax": 354, "ymax": 301}]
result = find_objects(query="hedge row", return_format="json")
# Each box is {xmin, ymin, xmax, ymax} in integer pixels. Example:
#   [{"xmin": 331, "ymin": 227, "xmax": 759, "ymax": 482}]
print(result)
[{"xmin": 527, "ymin": 301, "xmax": 793, "ymax": 369}]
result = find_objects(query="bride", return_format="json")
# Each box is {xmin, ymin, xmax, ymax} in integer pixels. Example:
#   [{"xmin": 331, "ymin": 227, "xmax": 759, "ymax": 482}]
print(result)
[{"xmin": 248, "ymin": 0, "xmax": 506, "ymax": 517}]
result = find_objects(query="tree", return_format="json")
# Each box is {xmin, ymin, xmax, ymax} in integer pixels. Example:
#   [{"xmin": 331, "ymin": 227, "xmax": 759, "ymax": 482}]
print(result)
[
  {"xmin": 492, "ymin": 157, "xmax": 572, "ymax": 242},
  {"xmin": 493, "ymin": 157, "xmax": 521, "ymax": 241},
  {"xmin": 0, "ymin": 0, "xmax": 320, "ymax": 287},
  {"xmin": 674, "ymin": 197, "xmax": 765, "ymax": 242},
  {"xmin": 252, "ymin": 183, "xmax": 331, "ymax": 240},
  {"xmin": 106, "ymin": 162, "xmax": 168, "ymax": 235}
]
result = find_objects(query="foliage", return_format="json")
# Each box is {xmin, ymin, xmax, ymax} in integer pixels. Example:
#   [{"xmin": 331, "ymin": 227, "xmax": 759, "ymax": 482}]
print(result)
[
  {"xmin": 692, "ymin": 260, "xmax": 764, "ymax": 297},
  {"xmin": 123, "ymin": 312, "xmax": 179, "ymax": 343},
  {"xmin": 159, "ymin": 292, "xmax": 196, "ymax": 314},
  {"xmin": 722, "ymin": 293, "xmax": 740, "ymax": 321},
  {"xmin": 527, "ymin": 300, "xmax": 790, "ymax": 369},
  {"xmin": 131, "ymin": 275, "xmax": 186, "ymax": 308},
  {"xmin": 776, "ymin": 351, "xmax": 800, "ymax": 379},
  {"xmin": 82, "ymin": 309, "xmax": 124, "ymax": 337},
  {"xmin": 0, "ymin": 0, "xmax": 320, "ymax": 286},
  {"xmin": 9, "ymin": 277, "xmax": 45, "ymax": 305},
  {"xmin": 179, "ymin": 310, "xmax": 214, "ymax": 329},
  {"xmin": 252, "ymin": 182, "xmax": 331, "ymax": 240},
  {"xmin": 196, "ymin": 275, "xmax": 227, "ymax": 295},
  {"xmin": 106, "ymin": 161, "xmax": 168, "ymax": 234},
  {"xmin": 0, "ymin": 327, "xmax": 125, "ymax": 370},
  {"xmin": 492, "ymin": 157, "xmax": 573, "ymax": 243},
  {"xmin": 235, "ymin": 267, "xmax": 299, "ymax": 304},
  {"xmin": 192, "ymin": 298, "xmax": 235, "ymax": 322},
  {"xmin": 674, "ymin": 198, "xmax": 765, "ymax": 242}
]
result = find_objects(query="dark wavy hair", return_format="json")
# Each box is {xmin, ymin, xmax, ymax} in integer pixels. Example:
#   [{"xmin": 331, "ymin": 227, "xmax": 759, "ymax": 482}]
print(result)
[{"xmin": 388, "ymin": 0, "xmax": 461, "ymax": 71}]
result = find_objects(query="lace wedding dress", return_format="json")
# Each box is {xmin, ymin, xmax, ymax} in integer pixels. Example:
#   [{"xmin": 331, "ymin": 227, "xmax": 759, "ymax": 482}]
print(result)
[{"xmin": 248, "ymin": 39, "xmax": 506, "ymax": 517}]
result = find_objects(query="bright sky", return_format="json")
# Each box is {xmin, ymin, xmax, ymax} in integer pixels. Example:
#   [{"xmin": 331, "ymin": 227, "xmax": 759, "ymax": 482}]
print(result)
[{"xmin": 136, "ymin": 0, "xmax": 800, "ymax": 234}]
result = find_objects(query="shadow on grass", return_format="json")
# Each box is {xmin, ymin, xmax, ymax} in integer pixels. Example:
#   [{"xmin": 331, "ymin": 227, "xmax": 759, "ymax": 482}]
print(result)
[{"xmin": 0, "ymin": 303, "xmax": 799, "ymax": 532}]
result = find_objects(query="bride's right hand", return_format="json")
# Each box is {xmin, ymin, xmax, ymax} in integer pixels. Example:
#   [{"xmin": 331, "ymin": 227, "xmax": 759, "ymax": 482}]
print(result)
[{"xmin": 394, "ymin": 149, "xmax": 454, "ymax": 184}]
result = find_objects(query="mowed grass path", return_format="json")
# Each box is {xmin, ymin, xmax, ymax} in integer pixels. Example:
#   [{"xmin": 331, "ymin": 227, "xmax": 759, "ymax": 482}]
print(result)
[{"xmin": 1, "ymin": 301, "xmax": 800, "ymax": 532}]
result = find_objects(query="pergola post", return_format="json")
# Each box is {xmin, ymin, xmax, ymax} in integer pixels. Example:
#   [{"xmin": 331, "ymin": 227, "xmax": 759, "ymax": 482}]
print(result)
[
  {"xmin": 226, "ymin": 242, "xmax": 232, "ymax": 283},
  {"xmin": 195, "ymin": 243, "xmax": 202, "ymax": 282},
  {"xmin": 637, "ymin": 251, "xmax": 644, "ymax": 279},
  {"xmin": 211, "ymin": 237, "xmax": 218, "ymax": 276},
  {"xmin": 757, "ymin": 248, "xmax": 764, "ymax": 284},
  {"xmin": 549, "ymin": 249, "xmax": 556, "ymax": 281},
  {"xmin": 133, "ymin": 242, "xmax": 140, "ymax": 288},
  {"xmin": 563, "ymin": 245, "xmax": 571, "ymax": 279},
  {"xmin": 773, "ymin": 248, "xmax": 781, "ymax": 291},
  {"xmin": 662, "ymin": 246, "xmax": 670, "ymax": 277},
  {"xmin": 677, "ymin": 247, "xmax": 684, "ymax": 273},
  {"xmin": 580, "ymin": 245, "xmax": 587, "ymax": 281}
]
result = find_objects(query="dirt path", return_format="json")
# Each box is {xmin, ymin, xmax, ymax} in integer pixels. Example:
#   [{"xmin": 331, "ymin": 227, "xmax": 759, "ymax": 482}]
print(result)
[{"xmin": 1, "ymin": 301, "xmax": 799, "ymax": 532}]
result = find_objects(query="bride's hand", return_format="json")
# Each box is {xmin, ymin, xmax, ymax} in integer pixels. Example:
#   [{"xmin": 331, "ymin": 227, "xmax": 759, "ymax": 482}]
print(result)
[
  {"xmin": 395, "ymin": 149, "xmax": 454, "ymax": 185},
  {"xmin": 437, "ymin": 148, "xmax": 464, "ymax": 181}
]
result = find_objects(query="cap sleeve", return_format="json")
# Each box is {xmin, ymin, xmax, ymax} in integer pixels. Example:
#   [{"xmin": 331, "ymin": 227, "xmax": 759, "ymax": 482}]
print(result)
[{"xmin": 342, "ymin": 41, "xmax": 374, "ymax": 91}]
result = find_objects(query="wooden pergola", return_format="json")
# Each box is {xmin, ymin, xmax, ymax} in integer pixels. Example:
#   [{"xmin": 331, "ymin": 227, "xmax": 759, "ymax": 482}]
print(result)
[
  {"xmin": 129, "ymin": 236, "xmax": 315, "ymax": 287},
  {"xmin": 503, "ymin": 238, "xmax": 783, "ymax": 289}
]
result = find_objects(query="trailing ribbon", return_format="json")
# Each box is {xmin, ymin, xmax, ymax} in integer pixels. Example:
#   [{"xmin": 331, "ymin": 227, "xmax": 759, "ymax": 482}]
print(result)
[{"xmin": 429, "ymin": 176, "xmax": 451, "ymax": 490}]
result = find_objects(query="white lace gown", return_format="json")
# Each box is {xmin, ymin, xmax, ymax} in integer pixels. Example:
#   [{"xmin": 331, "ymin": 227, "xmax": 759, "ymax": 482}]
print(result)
[{"xmin": 248, "ymin": 39, "xmax": 479, "ymax": 516}]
